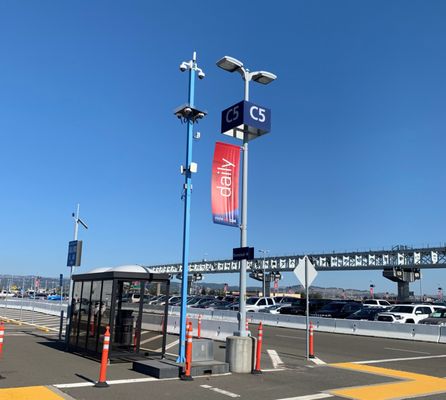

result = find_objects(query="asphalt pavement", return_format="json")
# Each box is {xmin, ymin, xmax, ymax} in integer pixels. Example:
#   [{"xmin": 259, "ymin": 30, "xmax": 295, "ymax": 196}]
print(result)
[{"xmin": 2, "ymin": 318, "xmax": 446, "ymax": 399}]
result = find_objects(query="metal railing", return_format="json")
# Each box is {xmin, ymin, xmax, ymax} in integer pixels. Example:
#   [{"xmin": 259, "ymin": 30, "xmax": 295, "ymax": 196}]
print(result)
[{"xmin": 0, "ymin": 298, "xmax": 67, "ymax": 316}]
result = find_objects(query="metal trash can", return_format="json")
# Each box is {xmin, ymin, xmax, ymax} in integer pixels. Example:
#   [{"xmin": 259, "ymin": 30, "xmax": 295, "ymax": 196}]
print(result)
[{"xmin": 115, "ymin": 310, "xmax": 134, "ymax": 346}]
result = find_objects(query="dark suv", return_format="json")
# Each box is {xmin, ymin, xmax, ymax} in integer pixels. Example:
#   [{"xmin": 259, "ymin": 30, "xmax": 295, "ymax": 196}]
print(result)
[
  {"xmin": 279, "ymin": 299, "xmax": 332, "ymax": 316},
  {"xmin": 312, "ymin": 301, "xmax": 362, "ymax": 318}
]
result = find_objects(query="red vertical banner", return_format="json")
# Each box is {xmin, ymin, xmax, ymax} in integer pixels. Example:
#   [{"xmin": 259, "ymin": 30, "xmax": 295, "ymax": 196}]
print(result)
[{"xmin": 211, "ymin": 142, "xmax": 240, "ymax": 227}]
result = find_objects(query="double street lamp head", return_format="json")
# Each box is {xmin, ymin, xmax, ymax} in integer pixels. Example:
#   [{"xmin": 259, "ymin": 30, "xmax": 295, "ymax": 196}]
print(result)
[
  {"xmin": 216, "ymin": 55, "xmax": 277, "ymax": 84},
  {"xmin": 216, "ymin": 56, "xmax": 244, "ymax": 73},
  {"xmin": 251, "ymin": 71, "xmax": 277, "ymax": 85}
]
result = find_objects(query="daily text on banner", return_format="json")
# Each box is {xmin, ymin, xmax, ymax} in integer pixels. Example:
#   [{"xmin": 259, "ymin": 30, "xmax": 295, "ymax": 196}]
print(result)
[{"xmin": 211, "ymin": 142, "xmax": 240, "ymax": 227}]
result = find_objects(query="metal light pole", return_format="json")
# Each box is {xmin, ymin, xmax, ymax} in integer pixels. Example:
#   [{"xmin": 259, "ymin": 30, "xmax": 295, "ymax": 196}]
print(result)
[
  {"xmin": 175, "ymin": 52, "xmax": 206, "ymax": 363},
  {"xmin": 66, "ymin": 204, "xmax": 88, "ymax": 341},
  {"xmin": 258, "ymin": 249, "xmax": 269, "ymax": 296},
  {"xmin": 217, "ymin": 56, "xmax": 276, "ymax": 337}
]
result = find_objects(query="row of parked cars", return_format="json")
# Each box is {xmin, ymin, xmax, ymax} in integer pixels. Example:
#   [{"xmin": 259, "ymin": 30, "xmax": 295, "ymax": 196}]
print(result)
[
  {"xmin": 141, "ymin": 294, "xmax": 446, "ymax": 325},
  {"xmin": 268, "ymin": 298, "xmax": 446, "ymax": 325}
]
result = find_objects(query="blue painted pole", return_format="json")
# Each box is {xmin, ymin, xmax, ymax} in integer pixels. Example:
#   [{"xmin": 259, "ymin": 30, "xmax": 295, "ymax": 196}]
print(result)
[{"xmin": 178, "ymin": 53, "xmax": 196, "ymax": 363}]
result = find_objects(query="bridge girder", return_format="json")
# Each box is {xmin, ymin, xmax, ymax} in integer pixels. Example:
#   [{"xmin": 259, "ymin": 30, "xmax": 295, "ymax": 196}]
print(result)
[{"xmin": 146, "ymin": 246, "xmax": 446, "ymax": 275}]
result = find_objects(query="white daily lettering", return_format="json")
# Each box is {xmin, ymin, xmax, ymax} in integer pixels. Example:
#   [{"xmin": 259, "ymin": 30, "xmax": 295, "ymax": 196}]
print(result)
[{"xmin": 216, "ymin": 158, "xmax": 235, "ymax": 197}]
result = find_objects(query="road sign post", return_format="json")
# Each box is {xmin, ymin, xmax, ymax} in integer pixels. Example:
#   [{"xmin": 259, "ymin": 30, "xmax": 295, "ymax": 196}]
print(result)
[{"xmin": 293, "ymin": 255, "xmax": 318, "ymax": 360}]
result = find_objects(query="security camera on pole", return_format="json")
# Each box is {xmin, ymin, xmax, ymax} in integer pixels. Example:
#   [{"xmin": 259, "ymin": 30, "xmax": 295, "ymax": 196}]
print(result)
[
  {"xmin": 175, "ymin": 52, "xmax": 206, "ymax": 363},
  {"xmin": 65, "ymin": 203, "xmax": 88, "ymax": 342},
  {"xmin": 215, "ymin": 55, "xmax": 276, "ymax": 372}
]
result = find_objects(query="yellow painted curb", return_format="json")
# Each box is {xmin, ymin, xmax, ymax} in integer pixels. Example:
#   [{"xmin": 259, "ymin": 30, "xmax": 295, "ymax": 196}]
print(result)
[
  {"xmin": 330, "ymin": 362, "xmax": 446, "ymax": 400},
  {"xmin": 0, "ymin": 385, "xmax": 65, "ymax": 399}
]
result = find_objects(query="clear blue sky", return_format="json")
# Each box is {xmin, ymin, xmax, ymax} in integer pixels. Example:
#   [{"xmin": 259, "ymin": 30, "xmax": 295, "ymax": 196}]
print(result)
[{"xmin": 1, "ymin": 1, "xmax": 446, "ymax": 295}]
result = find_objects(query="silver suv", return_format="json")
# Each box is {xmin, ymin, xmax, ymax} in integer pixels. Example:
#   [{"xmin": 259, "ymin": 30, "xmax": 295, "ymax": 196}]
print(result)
[
  {"xmin": 363, "ymin": 299, "xmax": 391, "ymax": 308},
  {"xmin": 245, "ymin": 297, "xmax": 275, "ymax": 312}
]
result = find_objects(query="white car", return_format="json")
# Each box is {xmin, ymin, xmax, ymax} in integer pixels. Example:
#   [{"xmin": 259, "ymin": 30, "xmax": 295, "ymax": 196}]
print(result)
[
  {"xmin": 259, "ymin": 304, "xmax": 285, "ymax": 314},
  {"xmin": 245, "ymin": 297, "xmax": 275, "ymax": 312},
  {"xmin": 363, "ymin": 299, "xmax": 391, "ymax": 308},
  {"xmin": 376, "ymin": 304, "xmax": 438, "ymax": 324},
  {"xmin": 0, "ymin": 291, "xmax": 15, "ymax": 298}
]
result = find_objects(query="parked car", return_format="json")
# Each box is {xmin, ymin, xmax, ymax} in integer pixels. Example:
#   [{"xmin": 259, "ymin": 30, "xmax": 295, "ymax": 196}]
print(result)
[
  {"xmin": 188, "ymin": 296, "xmax": 216, "ymax": 307},
  {"xmin": 280, "ymin": 299, "xmax": 332, "ymax": 316},
  {"xmin": 363, "ymin": 299, "xmax": 391, "ymax": 308},
  {"xmin": 259, "ymin": 304, "xmax": 285, "ymax": 314},
  {"xmin": 273, "ymin": 296, "xmax": 298, "ymax": 306},
  {"xmin": 419, "ymin": 309, "xmax": 446, "ymax": 325},
  {"xmin": 312, "ymin": 301, "xmax": 362, "ymax": 318},
  {"xmin": 47, "ymin": 294, "xmax": 63, "ymax": 301},
  {"xmin": 237, "ymin": 297, "xmax": 275, "ymax": 312},
  {"xmin": 346, "ymin": 307, "xmax": 388, "ymax": 321},
  {"xmin": 376, "ymin": 304, "xmax": 437, "ymax": 323},
  {"xmin": 196, "ymin": 300, "xmax": 232, "ymax": 310},
  {"xmin": 148, "ymin": 295, "xmax": 165, "ymax": 305},
  {"xmin": 131, "ymin": 293, "xmax": 141, "ymax": 303},
  {"xmin": 0, "ymin": 291, "xmax": 15, "ymax": 298}
]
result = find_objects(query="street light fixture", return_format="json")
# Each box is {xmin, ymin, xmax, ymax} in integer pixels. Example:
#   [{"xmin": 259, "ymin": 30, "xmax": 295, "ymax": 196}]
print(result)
[
  {"xmin": 216, "ymin": 56, "xmax": 276, "ymax": 337},
  {"xmin": 66, "ymin": 204, "xmax": 88, "ymax": 342}
]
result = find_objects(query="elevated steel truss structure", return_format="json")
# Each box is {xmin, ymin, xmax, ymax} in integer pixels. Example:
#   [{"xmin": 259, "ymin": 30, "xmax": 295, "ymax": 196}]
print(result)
[{"xmin": 147, "ymin": 246, "xmax": 446, "ymax": 275}]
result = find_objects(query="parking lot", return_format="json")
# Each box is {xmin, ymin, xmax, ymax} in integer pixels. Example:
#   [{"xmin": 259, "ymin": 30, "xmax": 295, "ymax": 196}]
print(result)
[{"xmin": 2, "ymin": 314, "xmax": 446, "ymax": 400}]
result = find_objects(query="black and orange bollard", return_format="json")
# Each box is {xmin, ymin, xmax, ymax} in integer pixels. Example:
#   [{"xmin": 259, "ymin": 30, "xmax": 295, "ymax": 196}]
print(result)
[
  {"xmin": 181, "ymin": 323, "xmax": 193, "ymax": 381},
  {"xmin": 95, "ymin": 326, "xmax": 110, "ymax": 387},
  {"xmin": 309, "ymin": 321, "xmax": 315, "ymax": 359},
  {"xmin": 252, "ymin": 322, "xmax": 263, "ymax": 374}
]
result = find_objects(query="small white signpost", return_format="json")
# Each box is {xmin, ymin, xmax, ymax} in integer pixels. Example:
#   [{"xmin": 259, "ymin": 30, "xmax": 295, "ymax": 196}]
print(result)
[{"xmin": 293, "ymin": 255, "xmax": 318, "ymax": 359}]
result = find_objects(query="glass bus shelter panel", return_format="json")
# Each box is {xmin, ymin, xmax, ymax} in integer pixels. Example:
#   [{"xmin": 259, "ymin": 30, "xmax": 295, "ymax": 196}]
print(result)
[
  {"xmin": 86, "ymin": 280, "xmax": 102, "ymax": 353},
  {"xmin": 138, "ymin": 281, "xmax": 169, "ymax": 355},
  {"xmin": 96, "ymin": 280, "xmax": 113, "ymax": 351},
  {"xmin": 77, "ymin": 281, "xmax": 91, "ymax": 350},
  {"xmin": 112, "ymin": 280, "xmax": 142, "ymax": 352},
  {"xmin": 69, "ymin": 281, "xmax": 83, "ymax": 347}
]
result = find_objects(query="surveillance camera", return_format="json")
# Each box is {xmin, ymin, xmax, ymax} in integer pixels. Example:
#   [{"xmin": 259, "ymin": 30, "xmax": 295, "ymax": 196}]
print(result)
[
  {"xmin": 179, "ymin": 62, "xmax": 188, "ymax": 72},
  {"xmin": 197, "ymin": 112, "xmax": 205, "ymax": 119},
  {"xmin": 198, "ymin": 70, "xmax": 205, "ymax": 79},
  {"xmin": 184, "ymin": 107, "xmax": 192, "ymax": 115}
]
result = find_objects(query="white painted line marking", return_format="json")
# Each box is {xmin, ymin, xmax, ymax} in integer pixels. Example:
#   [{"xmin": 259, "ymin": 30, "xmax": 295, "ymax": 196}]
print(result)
[
  {"xmin": 200, "ymin": 384, "xmax": 240, "ymax": 398},
  {"xmin": 353, "ymin": 354, "xmax": 446, "ymax": 365},
  {"xmin": 54, "ymin": 372, "xmax": 232, "ymax": 388},
  {"xmin": 261, "ymin": 368, "xmax": 288, "ymax": 372},
  {"xmin": 108, "ymin": 377, "xmax": 159, "ymax": 385},
  {"xmin": 309, "ymin": 357, "xmax": 326, "ymax": 365},
  {"xmin": 140, "ymin": 334, "xmax": 163, "ymax": 344},
  {"xmin": 384, "ymin": 347, "xmax": 430, "ymax": 355},
  {"xmin": 267, "ymin": 349, "xmax": 284, "ymax": 369},
  {"xmin": 155, "ymin": 339, "xmax": 179, "ymax": 352},
  {"xmin": 276, "ymin": 394, "xmax": 333, "ymax": 400},
  {"xmin": 54, "ymin": 382, "xmax": 94, "ymax": 388}
]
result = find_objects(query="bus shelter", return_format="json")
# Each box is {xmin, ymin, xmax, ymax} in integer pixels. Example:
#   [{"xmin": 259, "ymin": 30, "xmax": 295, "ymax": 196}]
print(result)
[{"xmin": 68, "ymin": 265, "xmax": 170, "ymax": 362}]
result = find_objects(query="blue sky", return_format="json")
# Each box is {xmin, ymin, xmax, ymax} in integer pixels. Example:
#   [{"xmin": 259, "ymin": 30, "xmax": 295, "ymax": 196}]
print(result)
[{"xmin": 1, "ymin": 1, "xmax": 446, "ymax": 295}]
